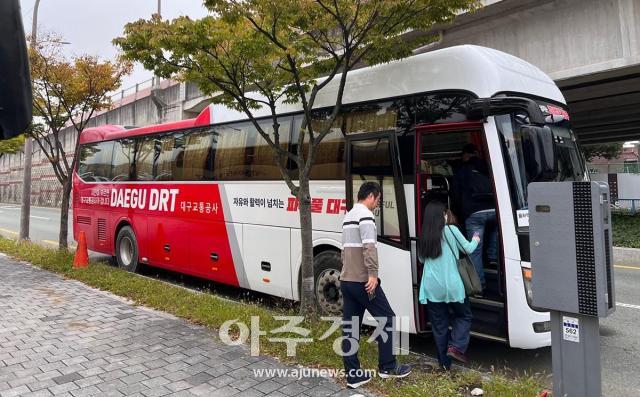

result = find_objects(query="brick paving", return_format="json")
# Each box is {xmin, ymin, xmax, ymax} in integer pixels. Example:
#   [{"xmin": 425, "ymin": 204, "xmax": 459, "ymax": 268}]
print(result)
[{"xmin": 0, "ymin": 256, "xmax": 374, "ymax": 397}]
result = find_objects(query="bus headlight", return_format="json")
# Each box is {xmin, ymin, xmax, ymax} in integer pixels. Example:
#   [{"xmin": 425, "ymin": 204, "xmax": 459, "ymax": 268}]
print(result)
[
  {"xmin": 522, "ymin": 266, "xmax": 547, "ymax": 313},
  {"xmin": 522, "ymin": 267, "xmax": 533, "ymax": 306}
]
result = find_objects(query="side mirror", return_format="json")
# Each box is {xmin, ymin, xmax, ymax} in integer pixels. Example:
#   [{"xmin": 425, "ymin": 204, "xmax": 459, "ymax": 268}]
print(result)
[
  {"xmin": 468, "ymin": 97, "xmax": 546, "ymax": 125},
  {"xmin": 520, "ymin": 125, "xmax": 558, "ymax": 182}
]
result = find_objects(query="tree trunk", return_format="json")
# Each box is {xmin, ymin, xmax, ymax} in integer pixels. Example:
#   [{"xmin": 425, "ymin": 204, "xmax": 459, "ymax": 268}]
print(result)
[
  {"xmin": 298, "ymin": 176, "xmax": 317, "ymax": 317},
  {"xmin": 58, "ymin": 177, "xmax": 72, "ymax": 250}
]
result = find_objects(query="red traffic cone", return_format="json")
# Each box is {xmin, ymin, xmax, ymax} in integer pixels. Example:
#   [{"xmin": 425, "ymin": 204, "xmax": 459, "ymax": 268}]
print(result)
[{"xmin": 73, "ymin": 230, "xmax": 89, "ymax": 268}]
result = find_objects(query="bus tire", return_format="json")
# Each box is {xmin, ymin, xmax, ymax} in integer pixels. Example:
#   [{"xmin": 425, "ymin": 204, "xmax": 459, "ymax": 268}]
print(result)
[
  {"xmin": 115, "ymin": 226, "xmax": 139, "ymax": 273},
  {"xmin": 314, "ymin": 250, "xmax": 343, "ymax": 315}
]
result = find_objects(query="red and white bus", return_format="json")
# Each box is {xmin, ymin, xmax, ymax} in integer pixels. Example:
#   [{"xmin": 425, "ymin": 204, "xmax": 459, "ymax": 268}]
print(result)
[{"xmin": 73, "ymin": 45, "xmax": 587, "ymax": 349}]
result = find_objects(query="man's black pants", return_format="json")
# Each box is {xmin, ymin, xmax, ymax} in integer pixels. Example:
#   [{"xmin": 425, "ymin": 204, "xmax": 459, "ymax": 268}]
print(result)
[{"xmin": 340, "ymin": 280, "xmax": 397, "ymax": 381}]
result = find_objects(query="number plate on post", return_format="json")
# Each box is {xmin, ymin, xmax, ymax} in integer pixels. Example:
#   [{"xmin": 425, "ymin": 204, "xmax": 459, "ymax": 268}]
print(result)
[{"xmin": 562, "ymin": 316, "xmax": 580, "ymax": 343}]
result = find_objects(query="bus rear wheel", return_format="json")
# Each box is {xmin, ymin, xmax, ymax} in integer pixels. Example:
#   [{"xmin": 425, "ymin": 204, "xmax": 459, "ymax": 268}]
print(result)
[
  {"xmin": 115, "ymin": 226, "xmax": 139, "ymax": 273},
  {"xmin": 314, "ymin": 251, "xmax": 343, "ymax": 316}
]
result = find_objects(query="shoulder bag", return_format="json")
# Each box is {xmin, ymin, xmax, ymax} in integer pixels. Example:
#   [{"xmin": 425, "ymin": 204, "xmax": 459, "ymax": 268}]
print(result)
[{"xmin": 444, "ymin": 226, "xmax": 483, "ymax": 296}]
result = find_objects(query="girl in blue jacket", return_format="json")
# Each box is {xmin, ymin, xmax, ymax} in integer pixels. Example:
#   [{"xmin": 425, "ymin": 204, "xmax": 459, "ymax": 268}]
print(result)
[{"xmin": 419, "ymin": 200, "xmax": 480, "ymax": 369}]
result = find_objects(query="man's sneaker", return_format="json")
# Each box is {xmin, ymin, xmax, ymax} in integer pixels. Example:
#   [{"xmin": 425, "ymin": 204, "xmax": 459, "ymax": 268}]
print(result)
[
  {"xmin": 446, "ymin": 346, "xmax": 468, "ymax": 364},
  {"xmin": 379, "ymin": 364, "xmax": 412, "ymax": 379},
  {"xmin": 347, "ymin": 375, "xmax": 371, "ymax": 389}
]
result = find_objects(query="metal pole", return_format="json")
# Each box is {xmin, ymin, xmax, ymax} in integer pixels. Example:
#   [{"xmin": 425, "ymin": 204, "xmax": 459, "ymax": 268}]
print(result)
[
  {"xmin": 157, "ymin": 0, "xmax": 161, "ymax": 17},
  {"xmin": 551, "ymin": 311, "xmax": 602, "ymax": 397},
  {"xmin": 19, "ymin": 0, "xmax": 40, "ymax": 242}
]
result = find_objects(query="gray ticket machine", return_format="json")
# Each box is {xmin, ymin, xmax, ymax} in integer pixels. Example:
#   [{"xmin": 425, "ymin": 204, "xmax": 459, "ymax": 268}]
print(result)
[{"xmin": 529, "ymin": 181, "xmax": 615, "ymax": 397}]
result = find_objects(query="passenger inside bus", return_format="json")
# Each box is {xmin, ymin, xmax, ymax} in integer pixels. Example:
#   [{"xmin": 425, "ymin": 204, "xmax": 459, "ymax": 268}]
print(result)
[
  {"xmin": 451, "ymin": 144, "xmax": 497, "ymax": 293},
  {"xmin": 419, "ymin": 132, "xmax": 500, "ymax": 300}
]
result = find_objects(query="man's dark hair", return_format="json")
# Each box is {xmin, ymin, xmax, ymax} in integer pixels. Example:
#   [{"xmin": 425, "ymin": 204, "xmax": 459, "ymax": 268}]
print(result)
[
  {"xmin": 462, "ymin": 143, "xmax": 478, "ymax": 155},
  {"xmin": 357, "ymin": 181, "xmax": 381, "ymax": 201}
]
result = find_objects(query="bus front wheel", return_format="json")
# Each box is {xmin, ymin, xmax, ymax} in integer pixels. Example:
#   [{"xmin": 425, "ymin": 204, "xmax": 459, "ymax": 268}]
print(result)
[
  {"xmin": 314, "ymin": 251, "xmax": 343, "ymax": 316},
  {"xmin": 115, "ymin": 226, "xmax": 139, "ymax": 273}
]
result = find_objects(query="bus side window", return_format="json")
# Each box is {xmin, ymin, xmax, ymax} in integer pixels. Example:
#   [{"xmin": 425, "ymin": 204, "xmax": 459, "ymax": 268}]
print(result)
[
  {"xmin": 182, "ymin": 128, "xmax": 215, "ymax": 181},
  {"xmin": 213, "ymin": 124, "xmax": 250, "ymax": 180},
  {"xmin": 134, "ymin": 137, "xmax": 156, "ymax": 181},
  {"xmin": 310, "ymin": 127, "xmax": 345, "ymax": 180},
  {"xmin": 77, "ymin": 141, "xmax": 114, "ymax": 182},
  {"xmin": 171, "ymin": 133, "xmax": 186, "ymax": 181},
  {"xmin": 290, "ymin": 114, "xmax": 345, "ymax": 181},
  {"xmin": 350, "ymin": 138, "xmax": 401, "ymax": 241},
  {"xmin": 155, "ymin": 135, "xmax": 176, "ymax": 181},
  {"xmin": 111, "ymin": 139, "xmax": 135, "ymax": 182},
  {"xmin": 250, "ymin": 119, "xmax": 290, "ymax": 180}
]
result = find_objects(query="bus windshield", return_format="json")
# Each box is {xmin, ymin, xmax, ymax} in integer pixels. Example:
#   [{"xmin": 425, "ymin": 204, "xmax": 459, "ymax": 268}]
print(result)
[{"xmin": 496, "ymin": 111, "xmax": 587, "ymax": 215}]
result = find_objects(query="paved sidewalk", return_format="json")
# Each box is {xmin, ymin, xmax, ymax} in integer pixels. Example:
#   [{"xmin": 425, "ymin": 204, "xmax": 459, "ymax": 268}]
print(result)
[{"xmin": 0, "ymin": 256, "xmax": 374, "ymax": 397}]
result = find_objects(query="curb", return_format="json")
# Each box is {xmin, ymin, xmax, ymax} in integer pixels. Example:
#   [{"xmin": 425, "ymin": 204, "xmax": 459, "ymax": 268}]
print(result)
[{"xmin": 613, "ymin": 246, "xmax": 640, "ymax": 265}]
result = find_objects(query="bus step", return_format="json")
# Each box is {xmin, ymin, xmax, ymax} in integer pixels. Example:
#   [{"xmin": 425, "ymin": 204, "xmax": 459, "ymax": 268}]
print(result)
[{"xmin": 469, "ymin": 296, "xmax": 504, "ymax": 307}]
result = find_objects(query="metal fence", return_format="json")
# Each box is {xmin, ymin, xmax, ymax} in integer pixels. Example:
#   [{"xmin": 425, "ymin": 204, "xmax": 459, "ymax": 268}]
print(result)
[
  {"xmin": 0, "ymin": 155, "xmax": 67, "ymax": 208},
  {"xmin": 589, "ymin": 162, "xmax": 640, "ymax": 174},
  {"xmin": 109, "ymin": 78, "xmax": 154, "ymax": 104},
  {"xmin": 612, "ymin": 199, "xmax": 640, "ymax": 215}
]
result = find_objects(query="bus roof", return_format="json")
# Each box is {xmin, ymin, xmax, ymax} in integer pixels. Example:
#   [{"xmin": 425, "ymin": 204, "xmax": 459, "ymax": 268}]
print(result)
[
  {"xmin": 79, "ymin": 109, "xmax": 211, "ymax": 144},
  {"xmin": 80, "ymin": 45, "xmax": 564, "ymax": 144}
]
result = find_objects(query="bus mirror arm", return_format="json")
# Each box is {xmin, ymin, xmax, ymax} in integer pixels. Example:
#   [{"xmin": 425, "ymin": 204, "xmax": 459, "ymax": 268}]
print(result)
[{"xmin": 468, "ymin": 97, "xmax": 546, "ymax": 125}]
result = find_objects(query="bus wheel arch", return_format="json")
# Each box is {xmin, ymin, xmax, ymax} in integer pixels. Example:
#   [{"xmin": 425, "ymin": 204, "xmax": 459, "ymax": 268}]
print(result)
[
  {"xmin": 114, "ymin": 223, "xmax": 140, "ymax": 273},
  {"xmin": 310, "ymin": 245, "xmax": 343, "ymax": 316},
  {"xmin": 114, "ymin": 221, "xmax": 131, "ymax": 246}
]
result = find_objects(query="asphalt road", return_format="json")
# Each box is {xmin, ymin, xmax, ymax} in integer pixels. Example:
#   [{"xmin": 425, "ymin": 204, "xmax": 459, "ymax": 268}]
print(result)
[
  {"xmin": 1, "ymin": 204, "xmax": 639, "ymax": 396},
  {"xmin": 0, "ymin": 204, "xmax": 75, "ymax": 248}
]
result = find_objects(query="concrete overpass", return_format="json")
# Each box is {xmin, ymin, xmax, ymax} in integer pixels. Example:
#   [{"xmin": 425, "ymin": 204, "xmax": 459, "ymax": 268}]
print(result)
[{"xmin": 417, "ymin": 0, "xmax": 640, "ymax": 144}]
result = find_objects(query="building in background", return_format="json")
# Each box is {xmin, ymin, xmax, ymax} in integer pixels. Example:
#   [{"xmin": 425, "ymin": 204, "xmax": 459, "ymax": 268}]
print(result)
[{"xmin": 589, "ymin": 142, "xmax": 640, "ymax": 175}]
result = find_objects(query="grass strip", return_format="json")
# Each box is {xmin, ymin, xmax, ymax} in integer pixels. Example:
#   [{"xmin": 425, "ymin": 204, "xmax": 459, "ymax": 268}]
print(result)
[
  {"xmin": 0, "ymin": 237, "xmax": 547, "ymax": 396},
  {"xmin": 612, "ymin": 213, "xmax": 640, "ymax": 249}
]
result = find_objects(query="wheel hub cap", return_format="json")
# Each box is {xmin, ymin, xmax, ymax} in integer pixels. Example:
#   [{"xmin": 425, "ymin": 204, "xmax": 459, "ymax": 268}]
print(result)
[
  {"xmin": 120, "ymin": 237, "xmax": 133, "ymax": 266},
  {"xmin": 316, "ymin": 268, "xmax": 343, "ymax": 315}
]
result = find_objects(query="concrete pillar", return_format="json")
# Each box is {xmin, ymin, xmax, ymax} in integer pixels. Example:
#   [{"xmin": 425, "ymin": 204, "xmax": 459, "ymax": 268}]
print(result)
[
  {"xmin": 618, "ymin": 0, "xmax": 639, "ymax": 60},
  {"xmin": 179, "ymin": 82, "xmax": 188, "ymax": 120}
]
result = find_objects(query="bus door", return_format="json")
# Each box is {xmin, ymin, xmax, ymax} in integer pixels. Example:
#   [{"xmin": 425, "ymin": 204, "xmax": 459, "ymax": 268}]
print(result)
[
  {"xmin": 345, "ymin": 132, "xmax": 415, "ymax": 332},
  {"xmin": 415, "ymin": 122, "xmax": 507, "ymax": 341}
]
